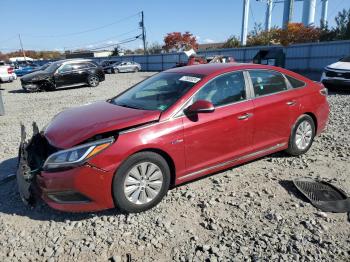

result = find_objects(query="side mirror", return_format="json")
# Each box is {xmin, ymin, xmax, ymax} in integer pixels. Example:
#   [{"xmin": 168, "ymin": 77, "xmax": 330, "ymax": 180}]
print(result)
[{"xmin": 185, "ymin": 100, "xmax": 215, "ymax": 114}]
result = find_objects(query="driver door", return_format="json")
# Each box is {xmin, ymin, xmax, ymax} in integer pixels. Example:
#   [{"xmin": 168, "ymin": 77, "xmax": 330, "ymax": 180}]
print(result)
[
  {"xmin": 182, "ymin": 71, "xmax": 254, "ymax": 176},
  {"xmin": 54, "ymin": 64, "xmax": 75, "ymax": 87}
]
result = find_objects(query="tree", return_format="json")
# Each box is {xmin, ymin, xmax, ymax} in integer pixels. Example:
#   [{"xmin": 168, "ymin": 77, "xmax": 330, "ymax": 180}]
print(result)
[
  {"xmin": 148, "ymin": 42, "xmax": 163, "ymax": 54},
  {"xmin": 222, "ymin": 36, "xmax": 240, "ymax": 48},
  {"xmin": 277, "ymin": 23, "xmax": 321, "ymax": 46},
  {"xmin": 111, "ymin": 46, "xmax": 121, "ymax": 56},
  {"xmin": 333, "ymin": 8, "xmax": 350, "ymax": 40},
  {"xmin": 247, "ymin": 23, "xmax": 280, "ymax": 46},
  {"xmin": 163, "ymin": 32, "xmax": 198, "ymax": 52}
]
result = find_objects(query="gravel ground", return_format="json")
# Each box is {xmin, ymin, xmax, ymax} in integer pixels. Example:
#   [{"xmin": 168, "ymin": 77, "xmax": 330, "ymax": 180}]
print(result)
[{"xmin": 0, "ymin": 73, "xmax": 349, "ymax": 262}]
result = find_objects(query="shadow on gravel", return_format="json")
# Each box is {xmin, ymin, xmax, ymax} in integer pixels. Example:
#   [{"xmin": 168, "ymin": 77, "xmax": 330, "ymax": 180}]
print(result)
[
  {"xmin": 327, "ymin": 87, "xmax": 350, "ymax": 95},
  {"xmin": 0, "ymin": 157, "xmax": 122, "ymax": 222},
  {"xmin": 279, "ymin": 180, "xmax": 309, "ymax": 202},
  {"xmin": 8, "ymin": 84, "xmax": 90, "ymax": 94}
]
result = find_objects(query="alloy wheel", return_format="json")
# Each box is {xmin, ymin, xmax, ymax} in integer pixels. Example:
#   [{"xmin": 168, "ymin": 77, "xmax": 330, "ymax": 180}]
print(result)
[
  {"xmin": 123, "ymin": 162, "xmax": 163, "ymax": 205},
  {"xmin": 88, "ymin": 75, "xmax": 99, "ymax": 86},
  {"xmin": 295, "ymin": 120, "xmax": 313, "ymax": 150}
]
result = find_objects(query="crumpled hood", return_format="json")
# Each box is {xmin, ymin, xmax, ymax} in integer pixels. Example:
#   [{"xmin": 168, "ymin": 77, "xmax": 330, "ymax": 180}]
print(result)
[
  {"xmin": 327, "ymin": 61, "xmax": 350, "ymax": 71},
  {"xmin": 21, "ymin": 70, "xmax": 50, "ymax": 81},
  {"xmin": 44, "ymin": 101, "xmax": 161, "ymax": 149}
]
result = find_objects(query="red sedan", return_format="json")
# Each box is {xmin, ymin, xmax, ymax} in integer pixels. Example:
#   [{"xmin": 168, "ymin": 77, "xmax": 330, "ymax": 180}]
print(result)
[{"xmin": 17, "ymin": 63, "xmax": 329, "ymax": 213}]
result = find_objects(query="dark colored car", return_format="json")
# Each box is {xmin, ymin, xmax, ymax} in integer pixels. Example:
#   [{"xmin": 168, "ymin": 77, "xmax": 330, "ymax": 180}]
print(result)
[
  {"xmin": 20, "ymin": 59, "xmax": 105, "ymax": 92},
  {"xmin": 17, "ymin": 63, "xmax": 329, "ymax": 213}
]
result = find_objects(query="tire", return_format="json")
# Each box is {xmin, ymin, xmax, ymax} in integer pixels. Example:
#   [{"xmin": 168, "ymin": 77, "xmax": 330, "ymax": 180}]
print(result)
[
  {"xmin": 134, "ymin": 67, "xmax": 140, "ymax": 73},
  {"xmin": 41, "ymin": 81, "xmax": 56, "ymax": 92},
  {"xmin": 112, "ymin": 152, "xmax": 170, "ymax": 213},
  {"xmin": 87, "ymin": 74, "xmax": 99, "ymax": 87},
  {"xmin": 286, "ymin": 114, "xmax": 315, "ymax": 156},
  {"xmin": 111, "ymin": 68, "xmax": 115, "ymax": 74}
]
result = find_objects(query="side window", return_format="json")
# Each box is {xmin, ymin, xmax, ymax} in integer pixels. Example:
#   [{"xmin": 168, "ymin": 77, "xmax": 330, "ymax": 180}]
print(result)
[
  {"xmin": 285, "ymin": 75, "xmax": 305, "ymax": 88},
  {"xmin": 249, "ymin": 70, "xmax": 288, "ymax": 97},
  {"xmin": 193, "ymin": 71, "xmax": 246, "ymax": 107},
  {"xmin": 71, "ymin": 63, "xmax": 88, "ymax": 70},
  {"xmin": 58, "ymin": 64, "xmax": 73, "ymax": 73}
]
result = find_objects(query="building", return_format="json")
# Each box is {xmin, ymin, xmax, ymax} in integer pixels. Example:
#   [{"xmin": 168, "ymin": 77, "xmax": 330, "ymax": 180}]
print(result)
[{"xmin": 65, "ymin": 50, "xmax": 113, "ymax": 59}]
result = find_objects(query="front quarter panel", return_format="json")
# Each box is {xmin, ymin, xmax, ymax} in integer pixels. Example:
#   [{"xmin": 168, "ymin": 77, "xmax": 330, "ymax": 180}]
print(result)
[{"xmin": 88, "ymin": 117, "xmax": 186, "ymax": 178}]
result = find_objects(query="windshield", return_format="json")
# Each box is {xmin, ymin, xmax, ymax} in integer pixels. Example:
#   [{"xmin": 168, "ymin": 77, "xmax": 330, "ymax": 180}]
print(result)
[
  {"xmin": 110, "ymin": 72, "xmax": 203, "ymax": 111},
  {"xmin": 44, "ymin": 63, "xmax": 61, "ymax": 73},
  {"xmin": 340, "ymin": 56, "xmax": 350, "ymax": 62}
]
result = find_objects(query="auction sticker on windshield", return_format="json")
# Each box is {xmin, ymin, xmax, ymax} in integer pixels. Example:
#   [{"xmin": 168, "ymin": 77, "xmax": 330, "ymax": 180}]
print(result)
[{"xmin": 179, "ymin": 76, "xmax": 201, "ymax": 83}]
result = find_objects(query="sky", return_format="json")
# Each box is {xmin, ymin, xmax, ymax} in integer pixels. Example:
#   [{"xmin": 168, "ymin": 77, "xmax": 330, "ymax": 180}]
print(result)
[{"xmin": 0, "ymin": 0, "xmax": 349, "ymax": 53}]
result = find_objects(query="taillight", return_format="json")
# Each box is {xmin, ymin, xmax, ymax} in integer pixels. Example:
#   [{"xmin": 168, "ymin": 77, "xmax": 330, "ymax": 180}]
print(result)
[{"xmin": 7, "ymin": 67, "xmax": 13, "ymax": 74}]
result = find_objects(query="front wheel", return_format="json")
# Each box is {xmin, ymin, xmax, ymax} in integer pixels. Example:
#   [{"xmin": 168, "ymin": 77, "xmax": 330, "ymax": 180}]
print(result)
[
  {"xmin": 286, "ymin": 114, "xmax": 315, "ymax": 156},
  {"xmin": 113, "ymin": 152, "xmax": 170, "ymax": 213},
  {"xmin": 87, "ymin": 74, "xmax": 100, "ymax": 87}
]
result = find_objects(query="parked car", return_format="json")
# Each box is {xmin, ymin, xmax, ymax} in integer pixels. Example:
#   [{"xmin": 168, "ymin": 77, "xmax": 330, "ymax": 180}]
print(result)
[
  {"xmin": 0, "ymin": 63, "xmax": 16, "ymax": 82},
  {"xmin": 321, "ymin": 56, "xmax": 350, "ymax": 89},
  {"xmin": 106, "ymin": 61, "xmax": 141, "ymax": 73},
  {"xmin": 20, "ymin": 59, "xmax": 105, "ymax": 92},
  {"xmin": 17, "ymin": 63, "xmax": 329, "ymax": 213},
  {"xmin": 100, "ymin": 60, "xmax": 118, "ymax": 73},
  {"xmin": 15, "ymin": 64, "xmax": 40, "ymax": 77}
]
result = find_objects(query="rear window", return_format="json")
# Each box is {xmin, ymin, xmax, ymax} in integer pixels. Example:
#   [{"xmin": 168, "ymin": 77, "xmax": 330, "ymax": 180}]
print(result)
[
  {"xmin": 285, "ymin": 75, "xmax": 305, "ymax": 89},
  {"xmin": 249, "ymin": 70, "xmax": 288, "ymax": 97}
]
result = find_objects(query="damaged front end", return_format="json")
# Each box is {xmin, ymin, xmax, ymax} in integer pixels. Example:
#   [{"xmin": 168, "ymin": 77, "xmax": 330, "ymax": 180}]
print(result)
[{"xmin": 17, "ymin": 122, "xmax": 58, "ymax": 206}]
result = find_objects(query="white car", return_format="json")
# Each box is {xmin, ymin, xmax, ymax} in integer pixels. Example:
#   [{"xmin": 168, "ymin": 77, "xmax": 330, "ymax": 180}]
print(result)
[
  {"xmin": 0, "ymin": 63, "xmax": 16, "ymax": 83},
  {"xmin": 321, "ymin": 56, "xmax": 350, "ymax": 89}
]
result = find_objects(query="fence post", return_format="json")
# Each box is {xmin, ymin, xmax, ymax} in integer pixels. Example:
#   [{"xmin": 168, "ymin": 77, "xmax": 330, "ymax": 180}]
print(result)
[
  {"xmin": 161, "ymin": 54, "xmax": 164, "ymax": 71},
  {"xmin": 0, "ymin": 90, "xmax": 5, "ymax": 116}
]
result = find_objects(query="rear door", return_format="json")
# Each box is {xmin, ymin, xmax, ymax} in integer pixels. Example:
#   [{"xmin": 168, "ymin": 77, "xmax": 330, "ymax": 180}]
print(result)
[
  {"xmin": 182, "ymin": 71, "xmax": 254, "ymax": 176},
  {"xmin": 247, "ymin": 69, "xmax": 299, "ymax": 151}
]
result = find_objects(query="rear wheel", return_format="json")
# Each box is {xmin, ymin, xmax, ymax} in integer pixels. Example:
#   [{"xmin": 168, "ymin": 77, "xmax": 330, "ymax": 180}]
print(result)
[
  {"xmin": 286, "ymin": 114, "xmax": 315, "ymax": 156},
  {"xmin": 113, "ymin": 152, "xmax": 170, "ymax": 213},
  {"xmin": 87, "ymin": 74, "xmax": 99, "ymax": 87}
]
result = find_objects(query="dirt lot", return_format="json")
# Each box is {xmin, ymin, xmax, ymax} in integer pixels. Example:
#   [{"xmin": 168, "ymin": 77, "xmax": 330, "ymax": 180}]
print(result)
[{"xmin": 0, "ymin": 73, "xmax": 349, "ymax": 262}]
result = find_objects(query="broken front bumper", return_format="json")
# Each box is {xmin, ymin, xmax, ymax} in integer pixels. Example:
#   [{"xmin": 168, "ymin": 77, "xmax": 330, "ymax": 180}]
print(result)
[
  {"xmin": 17, "ymin": 123, "xmax": 41, "ymax": 205},
  {"xmin": 17, "ymin": 123, "xmax": 57, "ymax": 206},
  {"xmin": 16, "ymin": 123, "xmax": 116, "ymax": 212}
]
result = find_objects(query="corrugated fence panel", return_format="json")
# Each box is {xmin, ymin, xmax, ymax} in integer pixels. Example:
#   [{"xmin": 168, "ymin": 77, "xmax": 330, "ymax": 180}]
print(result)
[{"xmin": 94, "ymin": 40, "xmax": 350, "ymax": 77}]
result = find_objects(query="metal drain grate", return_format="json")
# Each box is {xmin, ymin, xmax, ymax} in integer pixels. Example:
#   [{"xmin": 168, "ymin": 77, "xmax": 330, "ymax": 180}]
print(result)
[{"xmin": 293, "ymin": 178, "xmax": 350, "ymax": 213}]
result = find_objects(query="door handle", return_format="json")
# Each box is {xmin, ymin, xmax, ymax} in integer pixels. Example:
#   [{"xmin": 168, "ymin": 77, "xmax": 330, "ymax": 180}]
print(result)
[
  {"xmin": 286, "ymin": 100, "xmax": 297, "ymax": 106},
  {"xmin": 237, "ymin": 113, "xmax": 253, "ymax": 120}
]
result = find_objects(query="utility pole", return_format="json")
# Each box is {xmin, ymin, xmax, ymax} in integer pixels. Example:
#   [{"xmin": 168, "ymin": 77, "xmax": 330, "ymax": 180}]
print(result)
[
  {"xmin": 282, "ymin": 0, "xmax": 294, "ymax": 29},
  {"xmin": 265, "ymin": 0, "xmax": 273, "ymax": 31},
  {"xmin": 302, "ymin": 0, "xmax": 317, "ymax": 26},
  {"xmin": 321, "ymin": 0, "xmax": 328, "ymax": 26},
  {"xmin": 241, "ymin": 0, "xmax": 250, "ymax": 46},
  {"xmin": 18, "ymin": 34, "xmax": 26, "ymax": 62},
  {"xmin": 140, "ymin": 11, "xmax": 147, "ymax": 54}
]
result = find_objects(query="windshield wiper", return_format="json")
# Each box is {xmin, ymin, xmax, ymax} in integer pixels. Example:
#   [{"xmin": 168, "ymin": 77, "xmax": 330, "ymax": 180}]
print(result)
[{"xmin": 116, "ymin": 103, "xmax": 143, "ymax": 110}]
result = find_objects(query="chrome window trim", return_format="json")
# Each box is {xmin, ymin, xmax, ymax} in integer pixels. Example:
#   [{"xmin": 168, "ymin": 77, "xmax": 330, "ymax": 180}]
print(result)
[
  {"xmin": 171, "ymin": 70, "xmax": 251, "ymax": 119},
  {"xmin": 245, "ymin": 69, "xmax": 293, "ymax": 99}
]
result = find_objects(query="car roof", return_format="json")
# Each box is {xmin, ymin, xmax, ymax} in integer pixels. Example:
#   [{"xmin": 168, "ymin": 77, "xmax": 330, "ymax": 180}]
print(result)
[
  {"xmin": 52, "ymin": 59, "xmax": 95, "ymax": 65},
  {"xmin": 165, "ymin": 63, "xmax": 284, "ymax": 76}
]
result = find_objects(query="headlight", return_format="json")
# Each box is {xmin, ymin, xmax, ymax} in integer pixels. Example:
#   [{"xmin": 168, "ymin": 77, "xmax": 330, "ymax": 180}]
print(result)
[{"xmin": 43, "ymin": 137, "xmax": 114, "ymax": 171}]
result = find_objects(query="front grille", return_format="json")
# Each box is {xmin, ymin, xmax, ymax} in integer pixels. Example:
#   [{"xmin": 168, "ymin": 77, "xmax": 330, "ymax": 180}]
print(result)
[{"xmin": 325, "ymin": 70, "xmax": 350, "ymax": 79}]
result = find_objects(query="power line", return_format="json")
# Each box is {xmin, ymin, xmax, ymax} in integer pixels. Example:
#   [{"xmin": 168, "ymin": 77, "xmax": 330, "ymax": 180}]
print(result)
[
  {"xmin": 87, "ymin": 35, "xmax": 142, "ymax": 51},
  {"xmin": 64, "ymin": 28, "xmax": 140, "ymax": 49},
  {"xmin": 23, "ymin": 12, "xmax": 141, "ymax": 38}
]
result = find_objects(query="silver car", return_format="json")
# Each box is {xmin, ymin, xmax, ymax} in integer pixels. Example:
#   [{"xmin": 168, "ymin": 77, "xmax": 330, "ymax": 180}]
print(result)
[{"xmin": 112, "ymin": 61, "xmax": 141, "ymax": 73}]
